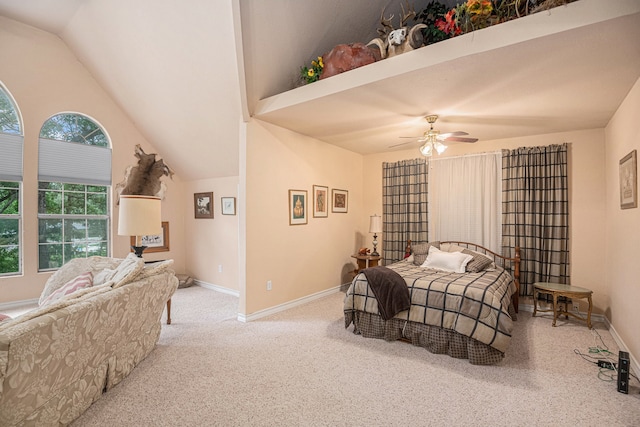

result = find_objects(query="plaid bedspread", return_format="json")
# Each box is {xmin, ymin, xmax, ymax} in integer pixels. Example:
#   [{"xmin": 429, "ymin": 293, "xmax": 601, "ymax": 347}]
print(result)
[{"xmin": 344, "ymin": 260, "xmax": 517, "ymax": 353}]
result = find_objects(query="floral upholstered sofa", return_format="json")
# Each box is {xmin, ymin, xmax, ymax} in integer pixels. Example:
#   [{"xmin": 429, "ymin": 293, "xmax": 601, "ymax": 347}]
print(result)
[{"xmin": 0, "ymin": 254, "xmax": 178, "ymax": 426}]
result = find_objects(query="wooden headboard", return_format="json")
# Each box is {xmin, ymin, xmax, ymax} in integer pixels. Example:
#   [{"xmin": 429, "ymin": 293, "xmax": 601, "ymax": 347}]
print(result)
[{"xmin": 404, "ymin": 240, "xmax": 521, "ymax": 313}]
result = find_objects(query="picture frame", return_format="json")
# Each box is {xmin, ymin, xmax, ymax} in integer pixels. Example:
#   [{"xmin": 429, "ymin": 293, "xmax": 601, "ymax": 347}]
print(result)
[
  {"xmin": 194, "ymin": 192, "xmax": 214, "ymax": 218},
  {"xmin": 221, "ymin": 197, "xmax": 236, "ymax": 215},
  {"xmin": 288, "ymin": 189, "xmax": 307, "ymax": 225},
  {"xmin": 312, "ymin": 185, "xmax": 328, "ymax": 218},
  {"xmin": 620, "ymin": 149, "xmax": 637, "ymax": 209},
  {"xmin": 131, "ymin": 221, "xmax": 169, "ymax": 253},
  {"xmin": 331, "ymin": 188, "xmax": 348, "ymax": 213}
]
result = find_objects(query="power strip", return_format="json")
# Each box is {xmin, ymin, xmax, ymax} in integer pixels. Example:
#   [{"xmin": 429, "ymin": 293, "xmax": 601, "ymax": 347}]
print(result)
[{"xmin": 598, "ymin": 360, "xmax": 616, "ymax": 370}]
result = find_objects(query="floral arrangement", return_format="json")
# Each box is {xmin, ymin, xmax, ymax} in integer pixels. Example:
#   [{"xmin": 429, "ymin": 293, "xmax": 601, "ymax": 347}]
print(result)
[
  {"xmin": 420, "ymin": 0, "xmax": 578, "ymax": 43},
  {"xmin": 300, "ymin": 56, "xmax": 324, "ymax": 84},
  {"xmin": 298, "ymin": 0, "xmax": 577, "ymax": 84}
]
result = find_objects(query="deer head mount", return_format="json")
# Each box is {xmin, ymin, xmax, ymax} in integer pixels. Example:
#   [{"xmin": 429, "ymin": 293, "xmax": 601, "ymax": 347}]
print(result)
[{"xmin": 367, "ymin": 2, "xmax": 427, "ymax": 59}]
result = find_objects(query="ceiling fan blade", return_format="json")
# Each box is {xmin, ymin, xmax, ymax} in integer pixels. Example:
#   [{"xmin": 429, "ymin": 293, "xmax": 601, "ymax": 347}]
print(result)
[
  {"xmin": 438, "ymin": 131, "xmax": 468, "ymax": 139},
  {"xmin": 389, "ymin": 140, "xmax": 417, "ymax": 148},
  {"xmin": 399, "ymin": 136, "xmax": 423, "ymax": 139},
  {"xmin": 443, "ymin": 136, "xmax": 478, "ymax": 143}
]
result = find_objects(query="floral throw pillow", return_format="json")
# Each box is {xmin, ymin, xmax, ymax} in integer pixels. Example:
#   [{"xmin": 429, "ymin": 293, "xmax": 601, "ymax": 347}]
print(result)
[{"xmin": 40, "ymin": 271, "xmax": 94, "ymax": 306}]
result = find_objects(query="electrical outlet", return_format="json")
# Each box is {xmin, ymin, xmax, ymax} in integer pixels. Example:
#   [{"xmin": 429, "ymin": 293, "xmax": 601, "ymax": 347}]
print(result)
[
  {"xmin": 572, "ymin": 301, "xmax": 580, "ymax": 312},
  {"xmin": 218, "ymin": 265, "xmax": 223, "ymax": 273},
  {"xmin": 266, "ymin": 280, "xmax": 272, "ymax": 291}
]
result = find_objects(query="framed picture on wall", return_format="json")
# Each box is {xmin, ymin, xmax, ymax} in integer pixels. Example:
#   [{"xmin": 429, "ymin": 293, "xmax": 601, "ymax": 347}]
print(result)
[
  {"xmin": 331, "ymin": 188, "xmax": 348, "ymax": 213},
  {"xmin": 312, "ymin": 185, "xmax": 328, "ymax": 218},
  {"xmin": 620, "ymin": 149, "xmax": 637, "ymax": 209},
  {"xmin": 194, "ymin": 192, "xmax": 214, "ymax": 218},
  {"xmin": 288, "ymin": 189, "xmax": 307, "ymax": 225},
  {"xmin": 221, "ymin": 197, "xmax": 236, "ymax": 215},
  {"xmin": 131, "ymin": 221, "xmax": 169, "ymax": 253}
]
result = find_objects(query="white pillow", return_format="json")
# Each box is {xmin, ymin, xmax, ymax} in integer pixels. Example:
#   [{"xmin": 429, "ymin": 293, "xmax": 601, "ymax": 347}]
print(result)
[
  {"xmin": 421, "ymin": 246, "xmax": 473, "ymax": 273},
  {"xmin": 93, "ymin": 253, "xmax": 145, "ymax": 288}
]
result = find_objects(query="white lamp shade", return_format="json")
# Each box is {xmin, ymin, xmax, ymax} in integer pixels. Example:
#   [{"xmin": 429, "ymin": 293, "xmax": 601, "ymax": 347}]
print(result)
[
  {"xmin": 118, "ymin": 195, "xmax": 162, "ymax": 236},
  {"xmin": 369, "ymin": 214, "xmax": 383, "ymax": 234},
  {"xmin": 420, "ymin": 142, "xmax": 433, "ymax": 156}
]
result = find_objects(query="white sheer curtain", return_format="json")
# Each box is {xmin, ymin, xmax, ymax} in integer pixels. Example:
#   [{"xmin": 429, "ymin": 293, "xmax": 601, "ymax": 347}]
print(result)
[{"xmin": 428, "ymin": 151, "xmax": 502, "ymax": 253}]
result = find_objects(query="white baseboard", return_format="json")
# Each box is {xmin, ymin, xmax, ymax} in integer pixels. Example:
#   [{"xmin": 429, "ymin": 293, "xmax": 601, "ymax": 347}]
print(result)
[
  {"xmin": 0, "ymin": 298, "xmax": 39, "ymax": 311},
  {"xmin": 193, "ymin": 280, "xmax": 240, "ymax": 298},
  {"xmin": 519, "ymin": 302, "xmax": 638, "ymax": 376},
  {"xmin": 237, "ymin": 285, "xmax": 343, "ymax": 322}
]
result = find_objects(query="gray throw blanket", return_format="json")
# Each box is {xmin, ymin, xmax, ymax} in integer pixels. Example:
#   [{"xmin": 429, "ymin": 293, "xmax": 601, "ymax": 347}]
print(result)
[{"xmin": 361, "ymin": 266, "xmax": 410, "ymax": 320}]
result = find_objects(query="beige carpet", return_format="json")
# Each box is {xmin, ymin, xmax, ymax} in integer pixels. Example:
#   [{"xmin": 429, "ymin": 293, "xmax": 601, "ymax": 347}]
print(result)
[{"xmin": 69, "ymin": 286, "xmax": 640, "ymax": 426}]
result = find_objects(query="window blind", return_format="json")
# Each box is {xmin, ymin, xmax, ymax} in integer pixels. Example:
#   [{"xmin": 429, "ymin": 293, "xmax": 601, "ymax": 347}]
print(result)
[
  {"xmin": 0, "ymin": 133, "xmax": 24, "ymax": 181},
  {"xmin": 38, "ymin": 138, "xmax": 112, "ymax": 186}
]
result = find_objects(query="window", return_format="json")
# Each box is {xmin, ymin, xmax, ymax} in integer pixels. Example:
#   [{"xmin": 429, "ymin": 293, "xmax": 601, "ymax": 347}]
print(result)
[
  {"xmin": 38, "ymin": 113, "xmax": 112, "ymax": 271},
  {"xmin": 0, "ymin": 182, "xmax": 20, "ymax": 276},
  {"xmin": 0, "ymin": 83, "xmax": 23, "ymax": 276}
]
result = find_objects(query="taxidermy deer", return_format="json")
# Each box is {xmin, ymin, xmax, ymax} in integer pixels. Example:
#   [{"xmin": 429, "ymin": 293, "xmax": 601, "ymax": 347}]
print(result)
[
  {"xmin": 367, "ymin": 2, "xmax": 427, "ymax": 59},
  {"xmin": 116, "ymin": 144, "xmax": 173, "ymax": 202}
]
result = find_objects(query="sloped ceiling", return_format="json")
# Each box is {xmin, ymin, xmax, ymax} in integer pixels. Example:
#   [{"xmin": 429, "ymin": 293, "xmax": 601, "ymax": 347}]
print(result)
[
  {"xmin": 0, "ymin": 0, "xmax": 242, "ymax": 181},
  {"xmin": 1, "ymin": 0, "xmax": 639, "ymax": 179}
]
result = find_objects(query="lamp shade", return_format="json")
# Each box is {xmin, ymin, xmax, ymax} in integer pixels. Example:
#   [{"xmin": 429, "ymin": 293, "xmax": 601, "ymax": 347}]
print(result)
[
  {"xmin": 369, "ymin": 214, "xmax": 382, "ymax": 234},
  {"xmin": 118, "ymin": 195, "xmax": 162, "ymax": 236}
]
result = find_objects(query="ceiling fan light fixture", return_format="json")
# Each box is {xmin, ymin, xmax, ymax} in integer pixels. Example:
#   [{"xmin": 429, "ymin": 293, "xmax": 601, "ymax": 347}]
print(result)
[
  {"xmin": 419, "ymin": 141, "xmax": 433, "ymax": 157},
  {"xmin": 434, "ymin": 141, "xmax": 447, "ymax": 154}
]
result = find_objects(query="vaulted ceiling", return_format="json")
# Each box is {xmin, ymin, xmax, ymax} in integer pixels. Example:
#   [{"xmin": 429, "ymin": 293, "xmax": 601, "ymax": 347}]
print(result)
[{"xmin": 1, "ymin": 0, "xmax": 639, "ymax": 180}]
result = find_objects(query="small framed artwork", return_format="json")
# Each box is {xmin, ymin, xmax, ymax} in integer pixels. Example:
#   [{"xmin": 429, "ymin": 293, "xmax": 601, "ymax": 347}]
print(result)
[
  {"xmin": 288, "ymin": 189, "xmax": 307, "ymax": 225},
  {"xmin": 132, "ymin": 221, "xmax": 170, "ymax": 253},
  {"xmin": 221, "ymin": 197, "xmax": 236, "ymax": 215},
  {"xmin": 194, "ymin": 192, "xmax": 214, "ymax": 218},
  {"xmin": 620, "ymin": 149, "xmax": 637, "ymax": 209},
  {"xmin": 332, "ymin": 188, "xmax": 348, "ymax": 213},
  {"xmin": 312, "ymin": 185, "xmax": 328, "ymax": 218}
]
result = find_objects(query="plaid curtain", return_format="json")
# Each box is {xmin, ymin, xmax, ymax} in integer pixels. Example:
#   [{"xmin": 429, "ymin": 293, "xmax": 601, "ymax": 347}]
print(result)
[
  {"xmin": 382, "ymin": 159, "xmax": 428, "ymax": 265},
  {"xmin": 501, "ymin": 143, "xmax": 570, "ymax": 295}
]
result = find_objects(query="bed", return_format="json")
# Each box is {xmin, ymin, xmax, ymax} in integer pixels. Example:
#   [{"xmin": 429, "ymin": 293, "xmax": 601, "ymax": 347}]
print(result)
[{"xmin": 344, "ymin": 241, "xmax": 521, "ymax": 365}]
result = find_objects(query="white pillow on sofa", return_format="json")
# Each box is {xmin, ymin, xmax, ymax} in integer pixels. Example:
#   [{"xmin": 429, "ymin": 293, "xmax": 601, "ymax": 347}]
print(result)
[
  {"xmin": 421, "ymin": 246, "xmax": 473, "ymax": 273},
  {"xmin": 94, "ymin": 253, "xmax": 145, "ymax": 288}
]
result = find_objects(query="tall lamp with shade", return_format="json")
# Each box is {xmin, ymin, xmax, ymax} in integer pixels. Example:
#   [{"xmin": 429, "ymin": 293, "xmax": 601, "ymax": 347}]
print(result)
[
  {"xmin": 118, "ymin": 195, "xmax": 162, "ymax": 258},
  {"xmin": 369, "ymin": 214, "xmax": 382, "ymax": 257}
]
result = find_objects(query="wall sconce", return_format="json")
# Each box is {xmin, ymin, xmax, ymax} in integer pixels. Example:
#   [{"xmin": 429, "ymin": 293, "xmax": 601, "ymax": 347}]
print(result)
[
  {"xmin": 369, "ymin": 214, "xmax": 382, "ymax": 256},
  {"xmin": 118, "ymin": 195, "xmax": 161, "ymax": 257}
]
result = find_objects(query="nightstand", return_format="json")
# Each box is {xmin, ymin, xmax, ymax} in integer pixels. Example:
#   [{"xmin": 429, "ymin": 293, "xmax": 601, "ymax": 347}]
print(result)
[{"xmin": 351, "ymin": 254, "xmax": 382, "ymax": 274}]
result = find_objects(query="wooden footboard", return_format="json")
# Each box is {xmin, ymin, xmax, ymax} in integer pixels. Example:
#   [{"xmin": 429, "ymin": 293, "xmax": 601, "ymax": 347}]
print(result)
[{"xmin": 404, "ymin": 240, "xmax": 521, "ymax": 313}]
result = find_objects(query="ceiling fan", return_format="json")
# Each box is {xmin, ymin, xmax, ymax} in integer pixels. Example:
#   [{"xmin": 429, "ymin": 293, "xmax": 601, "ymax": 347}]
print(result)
[{"xmin": 391, "ymin": 115, "xmax": 478, "ymax": 156}]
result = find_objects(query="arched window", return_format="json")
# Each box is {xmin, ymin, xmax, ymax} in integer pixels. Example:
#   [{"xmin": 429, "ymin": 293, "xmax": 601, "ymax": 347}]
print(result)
[
  {"xmin": 38, "ymin": 113, "xmax": 112, "ymax": 271},
  {"xmin": 0, "ymin": 83, "xmax": 23, "ymax": 276}
]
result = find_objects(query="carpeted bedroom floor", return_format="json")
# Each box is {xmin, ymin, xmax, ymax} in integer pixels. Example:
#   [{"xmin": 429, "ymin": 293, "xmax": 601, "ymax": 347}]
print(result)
[{"xmin": 68, "ymin": 285, "xmax": 639, "ymax": 426}]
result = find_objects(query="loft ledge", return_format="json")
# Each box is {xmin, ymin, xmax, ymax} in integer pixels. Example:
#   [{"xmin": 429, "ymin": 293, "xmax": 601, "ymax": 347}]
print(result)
[{"xmin": 254, "ymin": 0, "xmax": 640, "ymax": 117}]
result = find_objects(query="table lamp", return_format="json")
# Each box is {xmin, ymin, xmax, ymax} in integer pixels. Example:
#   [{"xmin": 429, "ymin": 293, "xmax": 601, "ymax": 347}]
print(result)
[
  {"xmin": 118, "ymin": 195, "xmax": 162, "ymax": 257},
  {"xmin": 369, "ymin": 214, "xmax": 382, "ymax": 256}
]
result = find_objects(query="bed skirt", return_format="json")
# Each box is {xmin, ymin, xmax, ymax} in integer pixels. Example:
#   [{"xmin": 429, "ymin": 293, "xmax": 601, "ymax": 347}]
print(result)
[{"xmin": 345, "ymin": 310, "xmax": 505, "ymax": 365}]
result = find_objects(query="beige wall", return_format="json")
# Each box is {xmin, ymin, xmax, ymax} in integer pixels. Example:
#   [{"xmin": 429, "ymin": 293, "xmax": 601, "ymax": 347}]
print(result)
[
  {"xmin": 0, "ymin": 17, "xmax": 185, "ymax": 303},
  {"xmin": 182, "ymin": 177, "xmax": 239, "ymax": 291},
  {"xmin": 244, "ymin": 119, "xmax": 363, "ymax": 315},
  {"xmin": 363, "ymin": 128, "xmax": 608, "ymax": 314},
  {"xmin": 605, "ymin": 77, "xmax": 640, "ymax": 362}
]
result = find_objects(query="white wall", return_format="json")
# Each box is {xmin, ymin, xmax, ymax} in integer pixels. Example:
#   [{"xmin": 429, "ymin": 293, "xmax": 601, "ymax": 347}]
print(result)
[
  {"xmin": 243, "ymin": 119, "xmax": 363, "ymax": 315},
  {"xmin": 605, "ymin": 76, "xmax": 640, "ymax": 364},
  {"xmin": 182, "ymin": 177, "xmax": 239, "ymax": 292},
  {"xmin": 0, "ymin": 17, "xmax": 185, "ymax": 303}
]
